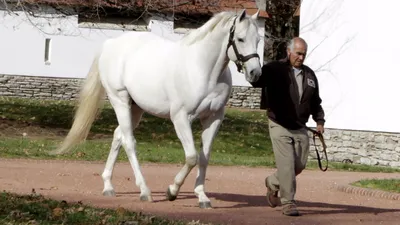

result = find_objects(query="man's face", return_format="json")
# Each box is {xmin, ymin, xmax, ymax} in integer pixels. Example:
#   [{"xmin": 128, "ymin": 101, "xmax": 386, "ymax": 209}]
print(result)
[{"xmin": 287, "ymin": 41, "xmax": 307, "ymax": 68}]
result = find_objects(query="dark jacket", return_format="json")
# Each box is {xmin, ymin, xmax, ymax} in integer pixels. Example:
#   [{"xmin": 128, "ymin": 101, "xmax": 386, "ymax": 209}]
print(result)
[{"xmin": 251, "ymin": 58, "xmax": 325, "ymax": 130}]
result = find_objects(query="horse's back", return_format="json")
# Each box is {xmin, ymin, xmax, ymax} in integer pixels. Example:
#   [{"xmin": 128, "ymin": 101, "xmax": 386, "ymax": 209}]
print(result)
[
  {"xmin": 98, "ymin": 32, "xmax": 169, "ymax": 88},
  {"xmin": 101, "ymin": 32, "xmax": 166, "ymax": 59},
  {"xmin": 97, "ymin": 31, "xmax": 178, "ymax": 117}
]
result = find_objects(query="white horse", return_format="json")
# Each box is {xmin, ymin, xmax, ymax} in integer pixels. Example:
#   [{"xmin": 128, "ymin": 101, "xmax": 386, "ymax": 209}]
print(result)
[{"xmin": 51, "ymin": 9, "xmax": 262, "ymax": 209}]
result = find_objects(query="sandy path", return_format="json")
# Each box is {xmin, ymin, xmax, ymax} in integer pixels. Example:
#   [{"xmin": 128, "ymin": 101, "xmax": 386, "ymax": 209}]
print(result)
[{"xmin": 0, "ymin": 158, "xmax": 399, "ymax": 225}]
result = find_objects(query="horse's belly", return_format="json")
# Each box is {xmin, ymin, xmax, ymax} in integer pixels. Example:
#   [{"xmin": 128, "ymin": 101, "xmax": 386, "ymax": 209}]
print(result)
[
  {"xmin": 135, "ymin": 101, "xmax": 171, "ymax": 119},
  {"xmin": 115, "ymin": 42, "xmax": 177, "ymax": 117},
  {"xmin": 125, "ymin": 76, "xmax": 171, "ymax": 118}
]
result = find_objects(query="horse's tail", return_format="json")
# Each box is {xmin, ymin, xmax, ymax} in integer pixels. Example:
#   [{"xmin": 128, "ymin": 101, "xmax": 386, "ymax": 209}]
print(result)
[{"xmin": 49, "ymin": 54, "xmax": 105, "ymax": 155}]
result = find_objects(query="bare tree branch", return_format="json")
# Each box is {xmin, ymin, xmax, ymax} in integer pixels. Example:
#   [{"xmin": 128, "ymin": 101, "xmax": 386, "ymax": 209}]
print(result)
[
  {"xmin": 314, "ymin": 35, "xmax": 356, "ymax": 73},
  {"xmin": 263, "ymin": 0, "xmax": 301, "ymax": 61}
]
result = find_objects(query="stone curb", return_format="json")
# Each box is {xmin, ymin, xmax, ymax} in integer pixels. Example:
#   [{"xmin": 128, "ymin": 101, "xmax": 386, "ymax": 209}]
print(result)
[{"xmin": 335, "ymin": 184, "xmax": 400, "ymax": 201}]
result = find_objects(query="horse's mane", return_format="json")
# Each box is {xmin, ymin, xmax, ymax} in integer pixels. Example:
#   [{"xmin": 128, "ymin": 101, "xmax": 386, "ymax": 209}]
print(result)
[{"xmin": 180, "ymin": 11, "xmax": 237, "ymax": 46}]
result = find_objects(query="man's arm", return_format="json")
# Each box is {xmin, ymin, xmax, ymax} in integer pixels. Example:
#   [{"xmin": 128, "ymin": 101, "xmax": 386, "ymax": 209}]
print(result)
[{"xmin": 310, "ymin": 73, "xmax": 326, "ymax": 130}]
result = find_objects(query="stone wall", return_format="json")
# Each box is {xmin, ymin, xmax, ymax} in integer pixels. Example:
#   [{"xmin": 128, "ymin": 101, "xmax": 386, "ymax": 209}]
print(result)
[
  {"xmin": 0, "ymin": 74, "xmax": 262, "ymax": 108},
  {"xmin": 0, "ymin": 75, "xmax": 82, "ymax": 100},
  {"xmin": 226, "ymin": 86, "xmax": 261, "ymax": 109},
  {"xmin": 1, "ymin": 74, "xmax": 400, "ymax": 168},
  {"xmin": 308, "ymin": 129, "xmax": 400, "ymax": 168}
]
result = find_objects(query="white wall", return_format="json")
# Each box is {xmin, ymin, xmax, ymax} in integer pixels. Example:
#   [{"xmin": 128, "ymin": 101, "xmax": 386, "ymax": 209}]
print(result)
[
  {"xmin": 0, "ymin": 9, "xmax": 265, "ymax": 87},
  {"xmin": 300, "ymin": 0, "xmax": 400, "ymax": 133},
  {"xmin": 0, "ymin": 11, "xmax": 124, "ymax": 78}
]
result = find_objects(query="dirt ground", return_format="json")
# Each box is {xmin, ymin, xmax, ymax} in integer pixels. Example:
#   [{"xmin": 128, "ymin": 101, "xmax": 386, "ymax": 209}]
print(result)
[{"xmin": 0, "ymin": 120, "xmax": 399, "ymax": 225}]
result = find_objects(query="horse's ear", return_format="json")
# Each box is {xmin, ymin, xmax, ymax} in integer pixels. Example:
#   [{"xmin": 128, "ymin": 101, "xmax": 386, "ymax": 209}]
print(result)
[
  {"xmin": 251, "ymin": 10, "xmax": 260, "ymax": 20},
  {"xmin": 238, "ymin": 9, "xmax": 246, "ymax": 21}
]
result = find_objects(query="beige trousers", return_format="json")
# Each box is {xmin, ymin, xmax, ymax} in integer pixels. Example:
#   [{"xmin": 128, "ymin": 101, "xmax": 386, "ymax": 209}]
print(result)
[{"xmin": 266, "ymin": 119, "xmax": 310, "ymax": 205}]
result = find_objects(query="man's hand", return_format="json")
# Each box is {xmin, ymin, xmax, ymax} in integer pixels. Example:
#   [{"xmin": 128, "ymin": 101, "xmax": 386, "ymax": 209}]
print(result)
[{"xmin": 317, "ymin": 124, "xmax": 324, "ymax": 134}]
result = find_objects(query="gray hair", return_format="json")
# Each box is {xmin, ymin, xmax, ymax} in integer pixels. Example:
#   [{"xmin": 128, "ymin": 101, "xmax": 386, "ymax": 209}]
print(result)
[{"xmin": 287, "ymin": 38, "xmax": 308, "ymax": 52}]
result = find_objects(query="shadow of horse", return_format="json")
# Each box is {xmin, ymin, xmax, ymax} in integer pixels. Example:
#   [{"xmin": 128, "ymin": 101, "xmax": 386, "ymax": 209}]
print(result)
[{"xmin": 116, "ymin": 191, "xmax": 400, "ymax": 215}]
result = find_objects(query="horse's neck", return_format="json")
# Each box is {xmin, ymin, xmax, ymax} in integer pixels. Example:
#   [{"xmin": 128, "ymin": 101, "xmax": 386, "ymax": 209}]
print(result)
[{"xmin": 187, "ymin": 28, "xmax": 231, "ymax": 84}]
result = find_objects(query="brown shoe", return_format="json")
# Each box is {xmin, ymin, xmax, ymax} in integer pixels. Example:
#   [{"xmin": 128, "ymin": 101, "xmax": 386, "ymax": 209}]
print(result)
[
  {"xmin": 265, "ymin": 177, "xmax": 280, "ymax": 208},
  {"xmin": 282, "ymin": 202, "xmax": 300, "ymax": 216}
]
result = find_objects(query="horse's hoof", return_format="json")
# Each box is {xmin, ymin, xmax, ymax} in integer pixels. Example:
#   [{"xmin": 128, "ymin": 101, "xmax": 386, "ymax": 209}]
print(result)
[
  {"xmin": 166, "ymin": 187, "xmax": 177, "ymax": 201},
  {"xmin": 140, "ymin": 195, "xmax": 153, "ymax": 202},
  {"xmin": 199, "ymin": 201, "xmax": 212, "ymax": 209},
  {"xmin": 102, "ymin": 190, "xmax": 116, "ymax": 197}
]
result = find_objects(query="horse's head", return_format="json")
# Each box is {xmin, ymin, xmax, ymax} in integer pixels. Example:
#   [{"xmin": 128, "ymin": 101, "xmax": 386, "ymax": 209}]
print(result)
[{"xmin": 226, "ymin": 9, "xmax": 262, "ymax": 83}]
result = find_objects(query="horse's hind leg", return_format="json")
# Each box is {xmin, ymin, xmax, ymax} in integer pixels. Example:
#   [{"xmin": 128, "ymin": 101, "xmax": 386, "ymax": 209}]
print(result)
[
  {"xmin": 101, "ymin": 103, "xmax": 144, "ymax": 197},
  {"xmin": 102, "ymin": 126, "xmax": 123, "ymax": 196},
  {"xmin": 104, "ymin": 91, "xmax": 152, "ymax": 201},
  {"xmin": 166, "ymin": 111, "xmax": 198, "ymax": 201},
  {"xmin": 194, "ymin": 108, "xmax": 224, "ymax": 209}
]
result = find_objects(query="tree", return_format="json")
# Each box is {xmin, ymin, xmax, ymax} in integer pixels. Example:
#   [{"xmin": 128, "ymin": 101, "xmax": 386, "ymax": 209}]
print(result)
[
  {"xmin": 263, "ymin": 0, "xmax": 300, "ymax": 62},
  {"xmin": 0, "ymin": 0, "xmax": 221, "ymax": 36}
]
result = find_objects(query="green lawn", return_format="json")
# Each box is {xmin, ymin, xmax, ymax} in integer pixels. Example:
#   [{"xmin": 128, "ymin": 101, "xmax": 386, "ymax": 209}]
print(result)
[
  {"xmin": 1, "ymin": 96, "xmax": 399, "ymax": 225},
  {"xmin": 0, "ymin": 97, "xmax": 399, "ymax": 173},
  {"xmin": 351, "ymin": 179, "xmax": 400, "ymax": 193},
  {"xmin": 0, "ymin": 191, "xmax": 206, "ymax": 225}
]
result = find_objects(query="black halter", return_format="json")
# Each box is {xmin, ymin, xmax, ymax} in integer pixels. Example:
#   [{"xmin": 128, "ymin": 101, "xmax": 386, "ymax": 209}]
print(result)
[{"xmin": 226, "ymin": 17, "xmax": 260, "ymax": 73}]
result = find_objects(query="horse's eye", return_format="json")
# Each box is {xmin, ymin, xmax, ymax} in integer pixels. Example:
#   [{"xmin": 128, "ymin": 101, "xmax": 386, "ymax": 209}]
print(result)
[{"xmin": 238, "ymin": 38, "xmax": 244, "ymax": 42}]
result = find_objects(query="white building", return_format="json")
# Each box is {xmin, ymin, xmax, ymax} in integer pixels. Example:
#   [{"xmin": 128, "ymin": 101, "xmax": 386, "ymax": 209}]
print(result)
[
  {"xmin": 0, "ymin": 1, "xmax": 267, "ymax": 87},
  {"xmin": 300, "ymin": 0, "xmax": 400, "ymax": 167}
]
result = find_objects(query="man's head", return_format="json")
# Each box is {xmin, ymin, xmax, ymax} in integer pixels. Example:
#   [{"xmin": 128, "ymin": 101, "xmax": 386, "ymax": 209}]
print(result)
[{"xmin": 287, "ymin": 37, "xmax": 308, "ymax": 68}]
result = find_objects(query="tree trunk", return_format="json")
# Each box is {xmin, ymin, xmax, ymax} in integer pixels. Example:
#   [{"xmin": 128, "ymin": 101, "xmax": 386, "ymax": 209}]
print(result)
[{"xmin": 263, "ymin": 0, "xmax": 300, "ymax": 63}]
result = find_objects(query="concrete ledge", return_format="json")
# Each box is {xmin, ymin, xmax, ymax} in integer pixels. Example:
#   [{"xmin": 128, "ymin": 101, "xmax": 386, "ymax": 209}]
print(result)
[{"xmin": 335, "ymin": 184, "xmax": 400, "ymax": 201}]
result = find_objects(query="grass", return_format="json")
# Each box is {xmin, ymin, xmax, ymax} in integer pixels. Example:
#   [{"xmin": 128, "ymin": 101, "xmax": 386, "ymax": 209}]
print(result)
[
  {"xmin": 0, "ymin": 191, "xmax": 209, "ymax": 225},
  {"xmin": 351, "ymin": 179, "xmax": 400, "ymax": 193},
  {"xmin": 1, "ymin": 96, "xmax": 400, "ymax": 173}
]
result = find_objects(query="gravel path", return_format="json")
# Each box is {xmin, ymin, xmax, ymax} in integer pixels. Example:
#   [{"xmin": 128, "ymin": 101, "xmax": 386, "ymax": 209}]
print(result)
[{"xmin": 0, "ymin": 158, "xmax": 399, "ymax": 225}]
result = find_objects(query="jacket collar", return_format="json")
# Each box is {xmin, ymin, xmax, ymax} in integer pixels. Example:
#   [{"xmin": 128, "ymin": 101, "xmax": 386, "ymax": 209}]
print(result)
[{"xmin": 280, "ymin": 57, "xmax": 305, "ymax": 71}]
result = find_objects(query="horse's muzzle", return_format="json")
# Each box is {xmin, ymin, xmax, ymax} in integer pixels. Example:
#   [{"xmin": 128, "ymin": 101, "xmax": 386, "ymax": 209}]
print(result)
[{"xmin": 246, "ymin": 67, "xmax": 261, "ymax": 82}]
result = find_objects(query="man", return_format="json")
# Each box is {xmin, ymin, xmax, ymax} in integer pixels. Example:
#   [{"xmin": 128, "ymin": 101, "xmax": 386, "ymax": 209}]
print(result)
[{"xmin": 251, "ymin": 37, "xmax": 325, "ymax": 216}]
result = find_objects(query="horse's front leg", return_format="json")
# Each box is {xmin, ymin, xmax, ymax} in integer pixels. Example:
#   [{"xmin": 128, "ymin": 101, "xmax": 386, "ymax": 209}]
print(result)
[
  {"xmin": 195, "ymin": 108, "xmax": 225, "ymax": 209},
  {"xmin": 166, "ymin": 110, "xmax": 198, "ymax": 201}
]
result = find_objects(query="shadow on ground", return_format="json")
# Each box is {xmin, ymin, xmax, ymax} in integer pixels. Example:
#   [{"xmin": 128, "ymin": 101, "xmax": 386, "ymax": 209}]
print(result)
[{"xmin": 116, "ymin": 191, "xmax": 399, "ymax": 215}]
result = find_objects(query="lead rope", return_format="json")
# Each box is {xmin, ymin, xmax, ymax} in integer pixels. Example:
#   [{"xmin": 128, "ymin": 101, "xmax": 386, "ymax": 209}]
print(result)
[{"xmin": 296, "ymin": 121, "xmax": 329, "ymax": 172}]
